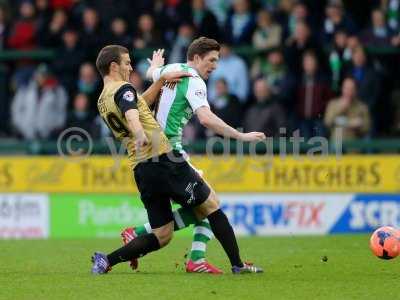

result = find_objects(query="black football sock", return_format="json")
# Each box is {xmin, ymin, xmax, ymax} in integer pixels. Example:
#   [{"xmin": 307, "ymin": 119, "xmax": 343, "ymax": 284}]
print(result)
[
  {"xmin": 207, "ymin": 209, "xmax": 243, "ymax": 267},
  {"xmin": 107, "ymin": 233, "xmax": 160, "ymax": 266}
]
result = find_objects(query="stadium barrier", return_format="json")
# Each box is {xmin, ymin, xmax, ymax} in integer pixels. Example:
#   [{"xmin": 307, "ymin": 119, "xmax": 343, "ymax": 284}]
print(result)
[
  {"xmin": 0, "ymin": 155, "xmax": 399, "ymax": 238},
  {"xmin": 1, "ymin": 193, "xmax": 400, "ymax": 238},
  {"xmin": 220, "ymin": 194, "xmax": 400, "ymax": 235},
  {"xmin": 0, "ymin": 155, "xmax": 399, "ymax": 193}
]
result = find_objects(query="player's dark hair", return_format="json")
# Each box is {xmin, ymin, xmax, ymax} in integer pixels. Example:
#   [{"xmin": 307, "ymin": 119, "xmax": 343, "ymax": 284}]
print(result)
[
  {"xmin": 96, "ymin": 45, "xmax": 129, "ymax": 77},
  {"xmin": 187, "ymin": 37, "xmax": 220, "ymax": 61}
]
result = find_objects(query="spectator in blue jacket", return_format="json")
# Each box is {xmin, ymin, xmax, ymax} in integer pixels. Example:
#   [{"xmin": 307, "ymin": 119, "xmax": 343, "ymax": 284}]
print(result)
[{"xmin": 208, "ymin": 44, "xmax": 249, "ymax": 103}]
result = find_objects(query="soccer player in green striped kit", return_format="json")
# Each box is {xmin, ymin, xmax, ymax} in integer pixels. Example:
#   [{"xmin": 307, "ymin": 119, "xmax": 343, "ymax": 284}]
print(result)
[{"xmin": 121, "ymin": 37, "xmax": 265, "ymax": 273}]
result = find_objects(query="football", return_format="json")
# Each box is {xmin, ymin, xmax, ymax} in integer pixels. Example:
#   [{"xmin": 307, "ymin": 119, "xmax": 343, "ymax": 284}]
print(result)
[{"xmin": 370, "ymin": 226, "xmax": 400, "ymax": 260}]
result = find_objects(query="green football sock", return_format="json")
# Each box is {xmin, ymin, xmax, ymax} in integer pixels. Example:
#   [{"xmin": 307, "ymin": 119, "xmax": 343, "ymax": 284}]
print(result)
[
  {"xmin": 133, "ymin": 206, "xmax": 198, "ymax": 236},
  {"xmin": 189, "ymin": 219, "xmax": 213, "ymax": 263}
]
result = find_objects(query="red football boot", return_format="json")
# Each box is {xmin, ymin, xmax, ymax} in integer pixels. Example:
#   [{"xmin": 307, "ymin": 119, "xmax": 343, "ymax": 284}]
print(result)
[
  {"xmin": 186, "ymin": 260, "xmax": 223, "ymax": 274},
  {"xmin": 120, "ymin": 227, "xmax": 138, "ymax": 270}
]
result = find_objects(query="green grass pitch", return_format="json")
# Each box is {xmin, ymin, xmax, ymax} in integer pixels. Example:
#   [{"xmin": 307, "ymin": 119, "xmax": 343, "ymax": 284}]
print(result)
[{"xmin": 0, "ymin": 234, "xmax": 398, "ymax": 300}]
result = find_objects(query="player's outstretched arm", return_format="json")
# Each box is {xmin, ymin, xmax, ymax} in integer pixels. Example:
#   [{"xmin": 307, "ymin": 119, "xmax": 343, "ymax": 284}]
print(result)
[
  {"xmin": 196, "ymin": 106, "xmax": 266, "ymax": 142},
  {"xmin": 141, "ymin": 71, "xmax": 191, "ymax": 105}
]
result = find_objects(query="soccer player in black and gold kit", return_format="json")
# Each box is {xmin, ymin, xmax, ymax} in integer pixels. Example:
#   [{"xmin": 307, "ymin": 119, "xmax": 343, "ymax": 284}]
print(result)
[
  {"xmin": 97, "ymin": 63, "xmax": 171, "ymax": 169},
  {"xmin": 91, "ymin": 45, "xmax": 263, "ymax": 274}
]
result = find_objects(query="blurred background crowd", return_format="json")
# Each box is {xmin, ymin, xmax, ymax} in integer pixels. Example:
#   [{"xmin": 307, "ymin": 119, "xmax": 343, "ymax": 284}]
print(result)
[{"xmin": 0, "ymin": 0, "xmax": 400, "ymax": 144}]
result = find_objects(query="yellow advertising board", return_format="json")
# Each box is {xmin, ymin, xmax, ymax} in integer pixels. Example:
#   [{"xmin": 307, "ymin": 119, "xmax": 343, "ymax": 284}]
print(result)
[{"xmin": 0, "ymin": 155, "xmax": 399, "ymax": 193}]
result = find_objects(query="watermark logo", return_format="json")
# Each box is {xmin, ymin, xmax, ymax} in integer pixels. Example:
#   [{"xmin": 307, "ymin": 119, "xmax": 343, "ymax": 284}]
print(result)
[
  {"xmin": 55, "ymin": 126, "xmax": 343, "ymax": 173},
  {"xmin": 57, "ymin": 127, "xmax": 93, "ymax": 162}
]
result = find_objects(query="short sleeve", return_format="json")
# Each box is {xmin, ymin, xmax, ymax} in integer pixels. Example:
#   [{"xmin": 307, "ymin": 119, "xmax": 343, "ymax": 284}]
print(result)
[
  {"xmin": 186, "ymin": 77, "xmax": 210, "ymax": 112},
  {"xmin": 114, "ymin": 84, "xmax": 138, "ymax": 114},
  {"xmin": 152, "ymin": 67, "xmax": 163, "ymax": 82}
]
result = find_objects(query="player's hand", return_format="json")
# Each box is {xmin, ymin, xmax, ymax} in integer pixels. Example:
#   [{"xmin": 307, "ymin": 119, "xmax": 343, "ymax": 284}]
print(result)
[
  {"xmin": 147, "ymin": 49, "xmax": 165, "ymax": 68},
  {"xmin": 161, "ymin": 71, "xmax": 192, "ymax": 89},
  {"xmin": 161, "ymin": 71, "xmax": 192, "ymax": 82},
  {"xmin": 135, "ymin": 131, "xmax": 149, "ymax": 150},
  {"xmin": 238, "ymin": 132, "xmax": 266, "ymax": 142}
]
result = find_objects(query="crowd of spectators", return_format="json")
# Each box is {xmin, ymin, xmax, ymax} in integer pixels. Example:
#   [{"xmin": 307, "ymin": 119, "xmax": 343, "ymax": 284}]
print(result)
[{"xmin": 0, "ymin": 0, "xmax": 400, "ymax": 144}]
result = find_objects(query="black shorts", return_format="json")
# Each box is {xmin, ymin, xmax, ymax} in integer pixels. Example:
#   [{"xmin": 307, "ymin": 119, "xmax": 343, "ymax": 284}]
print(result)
[{"xmin": 134, "ymin": 151, "xmax": 211, "ymax": 229}]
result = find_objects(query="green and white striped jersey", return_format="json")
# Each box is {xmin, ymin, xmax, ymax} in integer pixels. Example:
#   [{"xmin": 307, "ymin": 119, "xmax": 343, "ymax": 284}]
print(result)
[{"xmin": 152, "ymin": 63, "xmax": 210, "ymax": 151}]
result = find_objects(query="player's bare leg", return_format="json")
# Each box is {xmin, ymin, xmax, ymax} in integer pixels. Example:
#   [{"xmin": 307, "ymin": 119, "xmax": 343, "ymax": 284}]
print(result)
[
  {"xmin": 121, "ymin": 207, "xmax": 222, "ymax": 273},
  {"xmin": 194, "ymin": 191, "xmax": 263, "ymax": 274}
]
